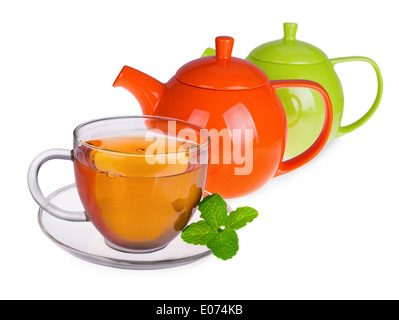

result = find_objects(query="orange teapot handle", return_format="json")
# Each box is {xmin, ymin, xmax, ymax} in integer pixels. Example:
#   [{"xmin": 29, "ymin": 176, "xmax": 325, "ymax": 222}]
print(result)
[{"xmin": 270, "ymin": 80, "xmax": 333, "ymax": 177}]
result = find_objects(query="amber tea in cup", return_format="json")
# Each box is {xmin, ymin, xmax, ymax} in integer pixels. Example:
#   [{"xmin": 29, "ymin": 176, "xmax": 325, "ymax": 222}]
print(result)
[{"xmin": 28, "ymin": 116, "xmax": 210, "ymax": 253}]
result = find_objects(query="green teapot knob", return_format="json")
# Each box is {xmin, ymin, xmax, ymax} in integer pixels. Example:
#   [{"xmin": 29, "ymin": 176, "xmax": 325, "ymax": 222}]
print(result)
[{"xmin": 284, "ymin": 22, "xmax": 298, "ymax": 42}]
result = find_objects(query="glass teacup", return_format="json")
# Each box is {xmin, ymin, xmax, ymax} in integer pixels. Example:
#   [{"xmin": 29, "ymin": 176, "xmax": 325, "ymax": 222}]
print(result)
[{"xmin": 28, "ymin": 116, "xmax": 210, "ymax": 253}]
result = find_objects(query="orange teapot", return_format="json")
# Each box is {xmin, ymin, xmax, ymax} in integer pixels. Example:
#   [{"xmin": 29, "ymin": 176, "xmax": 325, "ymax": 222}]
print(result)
[{"xmin": 113, "ymin": 36, "xmax": 333, "ymax": 198}]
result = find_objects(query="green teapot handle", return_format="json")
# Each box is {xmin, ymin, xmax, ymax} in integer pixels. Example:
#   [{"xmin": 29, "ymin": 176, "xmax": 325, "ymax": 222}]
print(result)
[{"xmin": 330, "ymin": 56, "xmax": 383, "ymax": 138}]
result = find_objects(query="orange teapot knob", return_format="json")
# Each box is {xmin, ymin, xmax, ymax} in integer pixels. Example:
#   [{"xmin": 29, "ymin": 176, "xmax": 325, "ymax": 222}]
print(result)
[{"xmin": 215, "ymin": 36, "xmax": 234, "ymax": 61}]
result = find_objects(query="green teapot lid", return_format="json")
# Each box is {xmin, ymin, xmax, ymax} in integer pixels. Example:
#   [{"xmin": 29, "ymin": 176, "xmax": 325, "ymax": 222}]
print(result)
[{"xmin": 248, "ymin": 23, "xmax": 328, "ymax": 65}]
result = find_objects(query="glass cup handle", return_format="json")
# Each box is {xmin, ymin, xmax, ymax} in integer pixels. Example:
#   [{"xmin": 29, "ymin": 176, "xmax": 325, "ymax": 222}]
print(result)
[{"xmin": 27, "ymin": 148, "xmax": 88, "ymax": 222}]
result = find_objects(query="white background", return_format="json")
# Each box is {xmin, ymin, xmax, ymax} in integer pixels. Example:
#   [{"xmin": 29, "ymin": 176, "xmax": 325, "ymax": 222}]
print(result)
[{"xmin": 1, "ymin": 0, "xmax": 398, "ymax": 300}]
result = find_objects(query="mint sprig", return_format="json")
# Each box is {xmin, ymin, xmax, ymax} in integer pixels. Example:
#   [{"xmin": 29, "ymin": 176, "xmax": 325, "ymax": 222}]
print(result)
[{"xmin": 181, "ymin": 194, "xmax": 258, "ymax": 261}]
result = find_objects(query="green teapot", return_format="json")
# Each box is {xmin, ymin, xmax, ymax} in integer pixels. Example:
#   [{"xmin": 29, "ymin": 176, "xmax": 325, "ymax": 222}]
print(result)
[{"xmin": 203, "ymin": 23, "xmax": 383, "ymax": 158}]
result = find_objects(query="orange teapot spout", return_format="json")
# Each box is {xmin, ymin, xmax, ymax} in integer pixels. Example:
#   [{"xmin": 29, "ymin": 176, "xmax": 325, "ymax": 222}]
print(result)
[{"xmin": 113, "ymin": 66, "xmax": 166, "ymax": 115}]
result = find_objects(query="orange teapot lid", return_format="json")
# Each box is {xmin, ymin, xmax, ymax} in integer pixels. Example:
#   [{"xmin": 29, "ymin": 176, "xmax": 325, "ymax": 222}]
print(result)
[{"xmin": 176, "ymin": 36, "xmax": 268, "ymax": 90}]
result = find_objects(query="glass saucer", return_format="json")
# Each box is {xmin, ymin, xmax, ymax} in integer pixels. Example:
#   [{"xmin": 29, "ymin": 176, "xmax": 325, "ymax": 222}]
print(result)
[{"xmin": 38, "ymin": 184, "xmax": 231, "ymax": 270}]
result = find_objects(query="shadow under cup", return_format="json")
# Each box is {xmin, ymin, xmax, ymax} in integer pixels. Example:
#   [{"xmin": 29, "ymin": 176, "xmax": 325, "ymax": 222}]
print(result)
[{"xmin": 30, "ymin": 116, "xmax": 210, "ymax": 254}]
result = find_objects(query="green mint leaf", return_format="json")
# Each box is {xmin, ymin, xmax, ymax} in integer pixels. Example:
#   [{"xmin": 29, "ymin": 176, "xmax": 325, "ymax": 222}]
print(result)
[
  {"xmin": 226, "ymin": 206, "xmax": 259, "ymax": 230},
  {"xmin": 198, "ymin": 193, "xmax": 228, "ymax": 230},
  {"xmin": 181, "ymin": 221, "xmax": 212, "ymax": 245},
  {"xmin": 206, "ymin": 228, "xmax": 239, "ymax": 261},
  {"xmin": 181, "ymin": 193, "xmax": 258, "ymax": 261}
]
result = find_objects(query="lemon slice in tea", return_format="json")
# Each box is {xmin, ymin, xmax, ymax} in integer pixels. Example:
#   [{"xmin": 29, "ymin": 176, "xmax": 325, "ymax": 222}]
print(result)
[{"xmin": 90, "ymin": 136, "xmax": 192, "ymax": 177}]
